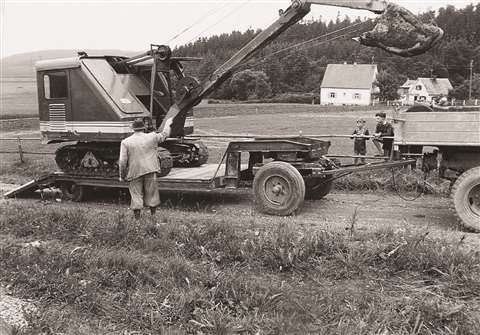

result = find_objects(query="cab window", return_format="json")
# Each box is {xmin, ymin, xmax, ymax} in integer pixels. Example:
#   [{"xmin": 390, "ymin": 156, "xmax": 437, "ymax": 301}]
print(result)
[{"xmin": 44, "ymin": 71, "xmax": 68, "ymax": 99}]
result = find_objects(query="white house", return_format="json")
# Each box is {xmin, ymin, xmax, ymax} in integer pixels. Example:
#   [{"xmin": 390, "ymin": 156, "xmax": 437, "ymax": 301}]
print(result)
[
  {"xmin": 399, "ymin": 77, "xmax": 453, "ymax": 105},
  {"xmin": 320, "ymin": 63, "xmax": 378, "ymax": 106}
]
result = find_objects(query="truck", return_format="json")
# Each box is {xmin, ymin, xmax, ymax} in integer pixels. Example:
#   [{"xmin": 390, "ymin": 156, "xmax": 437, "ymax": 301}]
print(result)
[
  {"xmin": 394, "ymin": 105, "xmax": 480, "ymax": 231},
  {"xmin": 5, "ymin": 0, "xmax": 444, "ymax": 217}
]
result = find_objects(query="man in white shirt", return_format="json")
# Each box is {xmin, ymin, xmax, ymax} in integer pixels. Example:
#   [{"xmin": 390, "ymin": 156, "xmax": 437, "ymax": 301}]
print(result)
[{"xmin": 119, "ymin": 117, "xmax": 172, "ymax": 219}]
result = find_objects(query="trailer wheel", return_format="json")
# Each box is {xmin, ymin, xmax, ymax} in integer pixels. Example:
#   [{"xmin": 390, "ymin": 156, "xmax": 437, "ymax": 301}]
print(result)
[
  {"xmin": 60, "ymin": 182, "xmax": 84, "ymax": 202},
  {"xmin": 157, "ymin": 148, "xmax": 173, "ymax": 177},
  {"xmin": 253, "ymin": 161, "xmax": 305, "ymax": 216},
  {"xmin": 191, "ymin": 140, "xmax": 209, "ymax": 167},
  {"xmin": 305, "ymin": 177, "xmax": 333, "ymax": 200},
  {"xmin": 451, "ymin": 167, "xmax": 480, "ymax": 232}
]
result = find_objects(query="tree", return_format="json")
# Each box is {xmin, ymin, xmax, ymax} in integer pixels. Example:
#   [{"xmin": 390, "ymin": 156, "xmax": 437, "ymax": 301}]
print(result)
[
  {"xmin": 282, "ymin": 52, "xmax": 311, "ymax": 90},
  {"xmin": 374, "ymin": 70, "xmax": 403, "ymax": 101},
  {"xmin": 449, "ymin": 74, "xmax": 480, "ymax": 100},
  {"xmin": 262, "ymin": 58, "xmax": 284, "ymax": 94},
  {"xmin": 230, "ymin": 70, "xmax": 272, "ymax": 100},
  {"xmin": 197, "ymin": 53, "xmax": 218, "ymax": 82}
]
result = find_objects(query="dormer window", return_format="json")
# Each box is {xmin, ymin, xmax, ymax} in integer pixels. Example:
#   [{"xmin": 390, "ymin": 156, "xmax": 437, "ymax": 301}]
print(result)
[{"xmin": 416, "ymin": 85, "xmax": 422, "ymax": 90}]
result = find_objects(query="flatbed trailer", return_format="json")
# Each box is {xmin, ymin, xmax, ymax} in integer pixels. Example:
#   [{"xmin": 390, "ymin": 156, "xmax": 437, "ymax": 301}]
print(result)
[{"xmin": 5, "ymin": 136, "xmax": 415, "ymax": 216}]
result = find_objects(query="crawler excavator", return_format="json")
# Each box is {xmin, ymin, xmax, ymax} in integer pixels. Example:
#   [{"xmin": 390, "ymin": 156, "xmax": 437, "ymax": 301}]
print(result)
[{"xmin": 35, "ymin": 0, "xmax": 443, "ymax": 178}]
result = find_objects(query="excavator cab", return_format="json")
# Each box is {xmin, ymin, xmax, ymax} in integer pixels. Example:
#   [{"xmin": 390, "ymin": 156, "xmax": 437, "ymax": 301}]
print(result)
[{"xmin": 36, "ymin": 49, "xmax": 198, "ymax": 145}]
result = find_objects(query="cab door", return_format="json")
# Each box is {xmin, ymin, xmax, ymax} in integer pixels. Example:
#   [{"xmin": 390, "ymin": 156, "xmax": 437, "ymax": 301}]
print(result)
[{"xmin": 40, "ymin": 70, "xmax": 72, "ymax": 133}]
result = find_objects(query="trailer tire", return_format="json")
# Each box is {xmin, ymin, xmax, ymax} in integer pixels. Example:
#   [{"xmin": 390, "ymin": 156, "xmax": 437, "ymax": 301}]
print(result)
[
  {"xmin": 60, "ymin": 182, "xmax": 84, "ymax": 202},
  {"xmin": 191, "ymin": 140, "xmax": 209, "ymax": 167},
  {"xmin": 253, "ymin": 161, "xmax": 305, "ymax": 216},
  {"xmin": 157, "ymin": 148, "xmax": 173, "ymax": 177},
  {"xmin": 305, "ymin": 177, "xmax": 333, "ymax": 200},
  {"xmin": 451, "ymin": 167, "xmax": 480, "ymax": 232}
]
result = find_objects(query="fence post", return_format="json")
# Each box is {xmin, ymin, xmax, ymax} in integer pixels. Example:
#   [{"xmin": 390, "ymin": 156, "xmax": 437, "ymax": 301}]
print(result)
[{"xmin": 17, "ymin": 137, "xmax": 24, "ymax": 163}]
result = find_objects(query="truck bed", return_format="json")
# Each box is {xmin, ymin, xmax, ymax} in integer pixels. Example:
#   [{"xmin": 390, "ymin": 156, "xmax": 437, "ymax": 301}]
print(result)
[{"xmin": 394, "ymin": 111, "xmax": 480, "ymax": 147}]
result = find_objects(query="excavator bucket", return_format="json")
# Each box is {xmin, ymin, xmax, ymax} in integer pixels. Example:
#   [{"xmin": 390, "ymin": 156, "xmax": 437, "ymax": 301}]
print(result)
[{"xmin": 354, "ymin": 3, "xmax": 443, "ymax": 57}]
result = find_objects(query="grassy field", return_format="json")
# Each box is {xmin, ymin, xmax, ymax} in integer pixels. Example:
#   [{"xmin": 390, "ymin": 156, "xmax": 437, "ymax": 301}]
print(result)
[
  {"xmin": 0, "ymin": 201, "xmax": 479, "ymax": 334},
  {"xmin": 0, "ymin": 78, "xmax": 38, "ymax": 119}
]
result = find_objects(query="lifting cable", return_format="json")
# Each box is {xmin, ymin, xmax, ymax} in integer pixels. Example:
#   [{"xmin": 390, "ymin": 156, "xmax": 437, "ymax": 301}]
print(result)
[
  {"xmin": 165, "ymin": 1, "xmax": 231, "ymax": 45},
  {"xmin": 390, "ymin": 168, "xmax": 428, "ymax": 202},
  {"xmin": 187, "ymin": 0, "xmax": 253, "ymax": 44},
  {"xmin": 252, "ymin": 20, "xmax": 371, "ymax": 66},
  {"xmin": 239, "ymin": 19, "xmax": 373, "ymax": 71}
]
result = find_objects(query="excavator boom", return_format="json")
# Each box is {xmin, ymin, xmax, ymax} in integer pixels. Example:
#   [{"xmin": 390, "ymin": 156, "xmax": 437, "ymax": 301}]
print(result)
[
  {"xmin": 160, "ymin": 0, "xmax": 388, "ymax": 133},
  {"xmin": 158, "ymin": 0, "xmax": 442, "ymax": 135}
]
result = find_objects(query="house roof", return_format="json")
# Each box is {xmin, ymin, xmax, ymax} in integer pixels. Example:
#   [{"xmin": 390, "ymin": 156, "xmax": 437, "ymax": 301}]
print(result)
[
  {"xmin": 400, "ymin": 79, "xmax": 416, "ymax": 88},
  {"xmin": 321, "ymin": 64, "xmax": 377, "ymax": 89},
  {"xmin": 401, "ymin": 77, "xmax": 453, "ymax": 95},
  {"xmin": 418, "ymin": 77, "xmax": 453, "ymax": 96}
]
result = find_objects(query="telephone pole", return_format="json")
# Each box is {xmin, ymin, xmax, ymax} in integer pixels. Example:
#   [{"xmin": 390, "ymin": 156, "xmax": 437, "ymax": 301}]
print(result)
[{"xmin": 468, "ymin": 59, "xmax": 473, "ymax": 101}]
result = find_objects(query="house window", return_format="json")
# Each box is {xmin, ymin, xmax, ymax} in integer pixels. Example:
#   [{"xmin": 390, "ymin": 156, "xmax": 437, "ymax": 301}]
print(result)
[
  {"xmin": 415, "ymin": 85, "xmax": 422, "ymax": 91},
  {"xmin": 353, "ymin": 93, "xmax": 361, "ymax": 99},
  {"xmin": 44, "ymin": 71, "xmax": 68, "ymax": 99},
  {"xmin": 329, "ymin": 92, "xmax": 336, "ymax": 98}
]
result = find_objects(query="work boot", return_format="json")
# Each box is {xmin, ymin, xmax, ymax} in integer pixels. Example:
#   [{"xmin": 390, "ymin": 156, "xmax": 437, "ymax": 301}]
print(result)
[
  {"xmin": 134, "ymin": 209, "xmax": 141, "ymax": 220},
  {"xmin": 150, "ymin": 207, "xmax": 157, "ymax": 216}
]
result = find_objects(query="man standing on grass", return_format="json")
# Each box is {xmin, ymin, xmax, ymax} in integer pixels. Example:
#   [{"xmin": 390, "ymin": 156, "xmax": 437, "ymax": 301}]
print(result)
[
  {"xmin": 119, "ymin": 117, "xmax": 173, "ymax": 220},
  {"xmin": 373, "ymin": 112, "xmax": 394, "ymax": 158}
]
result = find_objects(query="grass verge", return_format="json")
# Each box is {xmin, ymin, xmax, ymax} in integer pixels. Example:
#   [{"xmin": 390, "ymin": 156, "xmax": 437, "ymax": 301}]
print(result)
[{"xmin": 0, "ymin": 203, "xmax": 478, "ymax": 334}]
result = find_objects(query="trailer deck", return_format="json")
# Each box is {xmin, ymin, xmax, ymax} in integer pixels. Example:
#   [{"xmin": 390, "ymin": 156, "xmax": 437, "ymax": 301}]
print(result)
[
  {"xmin": 4, "ymin": 159, "xmax": 415, "ymax": 201},
  {"xmin": 3, "ymin": 164, "xmax": 235, "ymax": 199}
]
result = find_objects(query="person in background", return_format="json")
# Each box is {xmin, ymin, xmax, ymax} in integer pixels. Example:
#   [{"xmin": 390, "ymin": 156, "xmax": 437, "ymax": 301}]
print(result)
[
  {"xmin": 351, "ymin": 118, "xmax": 370, "ymax": 165},
  {"xmin": 119, "ymin": 117, "xmax": 173, "ymax": 220},
  {"xmin": 373, "ymin": 112, "xmax": 394, "ymax": 157}
]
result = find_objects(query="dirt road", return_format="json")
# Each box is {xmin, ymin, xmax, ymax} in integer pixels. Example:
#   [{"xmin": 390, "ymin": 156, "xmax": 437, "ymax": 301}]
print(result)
[{"xmin": 2, "ymin": 184, "xmax": 478, "ymax": 251}]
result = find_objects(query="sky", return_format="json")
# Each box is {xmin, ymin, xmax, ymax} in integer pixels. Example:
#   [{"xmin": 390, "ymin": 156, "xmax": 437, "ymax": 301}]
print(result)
[{"xmin": 0, "ymin": 0, "xmax": 475, "ymax": 58}]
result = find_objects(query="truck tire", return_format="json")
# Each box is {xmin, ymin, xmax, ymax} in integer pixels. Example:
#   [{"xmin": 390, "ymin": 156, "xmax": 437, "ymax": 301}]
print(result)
[
  {"xmin": 60, "ymin": 182, "xmax": 84, "ymax": 202},
  {"xmin": 305, "ymin": 177, "xmax": 333, "ymax": 200},
  {"xmin": 451, "ymin": 167, "xmax": 480, "ymax": 232},
  {"xmin": 253, "ymin": 161, "xmax": 305, "ymax": 216}
]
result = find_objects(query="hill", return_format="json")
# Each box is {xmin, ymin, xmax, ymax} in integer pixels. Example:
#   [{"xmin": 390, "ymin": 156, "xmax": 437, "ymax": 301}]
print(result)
[{"xmin": 1, "ymin": 49, "xmax": 138, "ymax": 78}]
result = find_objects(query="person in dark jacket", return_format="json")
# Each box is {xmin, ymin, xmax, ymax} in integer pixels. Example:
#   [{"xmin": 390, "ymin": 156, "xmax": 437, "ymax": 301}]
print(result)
[
  {"xmin": 351, "ymin": 118, "xmax": 370, "ymax": 165},
  {"xmin": 373, "ymin": 112, "xmax": 394, "ymax": 157}
]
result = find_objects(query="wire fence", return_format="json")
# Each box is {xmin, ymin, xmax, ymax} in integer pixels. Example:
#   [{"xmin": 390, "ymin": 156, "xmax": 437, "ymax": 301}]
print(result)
[
  {"xmin": 0, "ymin": 134, "xmax": 395, "ymax": 163},
  {"xmin": 0, "ymin": 137, "xmax": 54, "ymax": 162}
]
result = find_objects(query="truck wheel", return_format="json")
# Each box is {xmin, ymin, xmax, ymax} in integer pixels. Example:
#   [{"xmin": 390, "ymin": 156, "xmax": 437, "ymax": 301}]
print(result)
[
  {"xmin": 60, "ymin": 182, "xmax": 84, "ymax": 202},
  {"xmin": 305, "ymin": 177, "xmax": 333, "ymax": 200},
  {"xmin": 253, "ymin": 161, "xmax": 305, "ymax": 216},
  {"xmin": 451, "ymin": 167, "xmax": 480, "ymax": 231}
]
